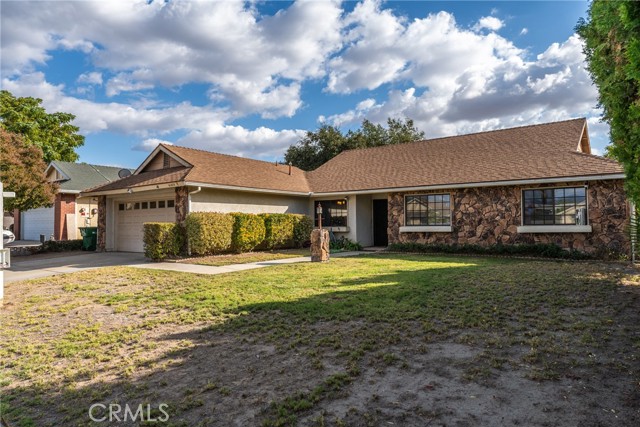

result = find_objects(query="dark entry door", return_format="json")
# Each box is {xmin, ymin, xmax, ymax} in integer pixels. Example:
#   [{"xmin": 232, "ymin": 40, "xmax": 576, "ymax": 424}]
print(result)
[{"xmin": 372, "ymin": 199, "xmax": 388, "ymax": 247}]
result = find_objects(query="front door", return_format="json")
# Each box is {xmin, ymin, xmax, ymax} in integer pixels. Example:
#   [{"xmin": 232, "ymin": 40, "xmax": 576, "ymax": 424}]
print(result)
[{"xmin": 372, "ymin": 199, "xmax": 388, "ymax": 246}]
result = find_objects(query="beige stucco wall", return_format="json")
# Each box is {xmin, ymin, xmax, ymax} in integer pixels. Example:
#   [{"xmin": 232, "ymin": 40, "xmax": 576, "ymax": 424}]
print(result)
[{"xmin": 190, "ymin": 188, "xmax": 309, "ymax": 215}]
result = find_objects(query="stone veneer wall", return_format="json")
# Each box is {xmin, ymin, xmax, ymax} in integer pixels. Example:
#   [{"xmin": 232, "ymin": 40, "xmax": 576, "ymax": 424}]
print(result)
[
  {"xmin": 97, "ymin": 195, "xmax": 106, "ymax": 251},
  {"xmin": 388, "ymin": 179, "xmax": 630, "ymax": 256}
]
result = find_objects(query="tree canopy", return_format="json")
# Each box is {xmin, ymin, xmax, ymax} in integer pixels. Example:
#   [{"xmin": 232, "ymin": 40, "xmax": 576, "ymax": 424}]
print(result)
[
  {"xmin": 0, "ymin": 90, "xmax": 85, "ymax": 164},
  {"xmin": 0, "ymin": 129, "xmax": 57, "ymax": 211},
  {"xmin": 284, "ymin": 118, "xmax": 425, "ymax": 171},
  {"xmin": 576, "ymin": 1, "xmax": 640, "ymax": 204}
]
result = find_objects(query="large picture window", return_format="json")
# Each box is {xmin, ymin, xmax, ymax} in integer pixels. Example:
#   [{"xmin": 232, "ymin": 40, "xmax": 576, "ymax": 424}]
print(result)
[
  {"xmin": 315, "ymin": 199, "xmax": 348, "ymax": 227},
  {"xmin": 523, "ymin": 187, "xmax": 587, "ymax": 225},
  {"xmin": 405, "ymin": 194, "xmax": 451, "ymax": 226}
]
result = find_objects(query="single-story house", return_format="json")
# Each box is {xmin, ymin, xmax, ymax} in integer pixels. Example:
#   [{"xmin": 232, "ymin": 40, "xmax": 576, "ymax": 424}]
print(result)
[
  {"xmin": 82, "ymin": 118, "xmax": 631, "ymax": 256},
  {"xmin": 13, "ymin": 161, "xmax": 131, "ymax": 241}
]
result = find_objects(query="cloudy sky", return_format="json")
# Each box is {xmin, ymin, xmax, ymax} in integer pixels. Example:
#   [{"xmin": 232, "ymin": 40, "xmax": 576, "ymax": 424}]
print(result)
[{"xmin": 1, "ymin": 0, "xmax": 606, "ymax": 168}]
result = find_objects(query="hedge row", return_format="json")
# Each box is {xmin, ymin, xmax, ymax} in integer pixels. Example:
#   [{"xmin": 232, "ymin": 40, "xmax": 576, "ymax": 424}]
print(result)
[
  {"xmin": 387, "ymin": 242, "xmax": 591, "ymax": 260},
  {"xmin": 188, "ymin": 212, "xmax": 312, "ymax": 255},
  {"xmin": 143, "ymin": 222, "xmax": 184, "ymax": 261},
  {"xmin": 145, "ymin": 212, "xmax": 314, "ymax": 259}
]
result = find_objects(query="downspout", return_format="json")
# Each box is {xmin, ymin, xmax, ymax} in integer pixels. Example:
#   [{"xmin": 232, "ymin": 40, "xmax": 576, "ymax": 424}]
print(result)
[{"xmin": 186, "ymin": 186, "xmax": 201, "ymax": 256}]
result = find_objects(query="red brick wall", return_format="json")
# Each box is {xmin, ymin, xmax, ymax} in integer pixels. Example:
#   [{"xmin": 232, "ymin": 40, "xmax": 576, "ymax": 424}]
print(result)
[{"xmin": 54, "ymin": 193, "xmax": 76, "ymax": 240}]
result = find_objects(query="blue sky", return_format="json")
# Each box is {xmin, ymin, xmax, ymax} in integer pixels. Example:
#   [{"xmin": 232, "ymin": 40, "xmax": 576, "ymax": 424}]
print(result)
[{"xmin": 1, "ymin": 0, "xmax": 606, "ymax": 169}]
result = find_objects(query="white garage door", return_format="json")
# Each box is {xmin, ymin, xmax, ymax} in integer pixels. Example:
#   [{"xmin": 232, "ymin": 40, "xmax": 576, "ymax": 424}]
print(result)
[
  {"xmin": 22, "ymin": 207, "xmax": 54, "ymax": 241},
  {"xmin": 115, "ymin": 199, "xmax": 175, "ymax": 252}
]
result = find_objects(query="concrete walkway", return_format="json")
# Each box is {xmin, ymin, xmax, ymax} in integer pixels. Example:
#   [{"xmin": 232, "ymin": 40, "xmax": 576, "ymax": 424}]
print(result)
[
  {"xmin": 130, "ymin": 251, "xmax": 362, "ymax": 275},
  {"xmin": 4, "ymin": 251, "xmax": 147, "ymax": 283},
  {"xmin": 4, "ymin": 251, "xmax": 363, "ymax": 283}
]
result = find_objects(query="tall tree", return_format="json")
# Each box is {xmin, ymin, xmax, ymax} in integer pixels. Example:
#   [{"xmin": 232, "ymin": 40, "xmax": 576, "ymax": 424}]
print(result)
[
  {"xmin": 576, "ymin": 1, "xmax": 640, "ymax": 204},
  {"xmin": 285, "ymin": 118, "xmax": 425, "ymax": 171},
  {"xmin": 0, "ymin": 90, "xmax": 85, "ymax": 164},
  {"xmin": 0, "ymin": 129, "xmax": 57, "ymax": 211}
]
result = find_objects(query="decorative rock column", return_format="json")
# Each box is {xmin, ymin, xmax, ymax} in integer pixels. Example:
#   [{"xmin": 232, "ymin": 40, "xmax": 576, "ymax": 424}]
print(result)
[
  {"xmin": 310, "ymin": 229, "xmax": 330, "ymax": 262},
  {"xmin": 175, "ymin": 186, "xmax": 189, "ymax": 254},
  {"xmin": 96, "ymin": 195, "xmax": 106, "ymax": 251},
  {"xmin": 175, "ymin": 186, "xmax": 189, "ymax": 225}
]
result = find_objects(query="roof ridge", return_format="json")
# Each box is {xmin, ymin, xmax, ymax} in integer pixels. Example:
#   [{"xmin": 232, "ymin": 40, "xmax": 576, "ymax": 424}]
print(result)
[
  {"xmin": 53, "ymin": 160, "xmax": 131, "ymax": 170},
  {"xmin": 164, "ymin": 144, "xmax": 299, "ymax": 171},
  {"xmin": 329, "ymin": 117, "xmax": 587, "ymax": 159},
  {"xmin": 569, "ymin": 150, "xmax": 620, "ymax": 164}
]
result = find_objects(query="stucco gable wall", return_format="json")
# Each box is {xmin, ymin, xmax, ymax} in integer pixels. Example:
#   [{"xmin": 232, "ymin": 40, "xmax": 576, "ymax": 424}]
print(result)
[
  {"xmin": 190, "ymin": 188, "xmax": 309, "ymax": 215},
  {"xmin": 388, "ymin": 179, "xmax": 630, "ymax": 257}
]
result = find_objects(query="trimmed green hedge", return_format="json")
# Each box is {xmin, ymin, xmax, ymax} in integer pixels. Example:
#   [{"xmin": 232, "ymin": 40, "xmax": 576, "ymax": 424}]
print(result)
[
  {"xmin": 143, "ymin": 222, "xmax": 184, "ymax": 261},
  {"xmin": 40, "ymin": 239, "xmax": 83, "ymax": 252},
  {"xmin": 186, "ymin": 212, "xmax": 234, "ymax": 255},
  {"xmin": 231, "ymin": 213, "xmax": 266, "ymax": 253},
  {"xmin": 184, "ymin": 212, "xmax": 313, "ymax": 255},
  {"xmin": 262, "ymin": 213, "xmax": 296, "ymax": 249},
  {"xmin": 292, "ymin": 214, "xmax": 313, "ymax": 248},
  {"xmin": 387, "ymin": 242, "xmax": 591, "ymax": 260}
]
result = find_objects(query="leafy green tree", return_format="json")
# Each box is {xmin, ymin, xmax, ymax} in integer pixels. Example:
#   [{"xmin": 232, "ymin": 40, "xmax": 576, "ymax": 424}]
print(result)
[
  {"xmin": 285, "ymin": 118, "xmax": 424, "ymax": 171},
  {"xmin": 576, "ymin": 1, "xmax": 640, "ymax": 204},
  {"xmin": 0, "ymin": 90, "xmax": 84, "ymax": 164},
  {"xmin": 0, "ymin": 129, "xmax": 57, "ymax": 211}
]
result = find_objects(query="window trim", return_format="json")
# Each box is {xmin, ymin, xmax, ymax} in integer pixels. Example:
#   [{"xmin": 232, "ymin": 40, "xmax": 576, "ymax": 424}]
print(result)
[
  {"xmin": 518, "ymin": 185, "xmax": 591, "ymax": 233},
  {"xmin": 402, "ymin": 193, "xmax": 452, "ymax": 232}
]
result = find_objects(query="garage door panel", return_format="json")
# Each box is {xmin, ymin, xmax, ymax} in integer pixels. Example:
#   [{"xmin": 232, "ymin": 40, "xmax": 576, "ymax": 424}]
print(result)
[
  {"xmin": 22, "ymin": 207, "xmax": 54, "ymax": 241},
  {"xmin": 115, "ymin": 201, "xmax": 174, "ymax": 252}
]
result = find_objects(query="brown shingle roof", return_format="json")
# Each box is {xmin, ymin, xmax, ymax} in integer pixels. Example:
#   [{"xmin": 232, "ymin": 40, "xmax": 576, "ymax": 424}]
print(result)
[
  {"xmin": 306, "ymin": 118, "xmax": 623, "ymax": 193},
  {"xmin": 164, "ymin": 145, "xmax": 311, "ymax": 193},
  {"xmin": 84, "ymin": 118, "xmax": 624, "ymax": 196},
  {"xmin": 84, "ymin": 166, "xmax": 190, "ymax": 193}
]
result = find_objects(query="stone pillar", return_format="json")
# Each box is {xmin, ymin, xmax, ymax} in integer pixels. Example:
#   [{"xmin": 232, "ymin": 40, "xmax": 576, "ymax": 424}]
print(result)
[
  {"xmin": 175, "ymin": 186, "xmax": 189, "ymax": 225},
  {"xmin": 97, "ymin": 195, "xmax": 106, "ymax": 251},
  {"xmin": 310, "ymin": 229, "xmax": 330, "ymax": 262},
  {"xmin": 175, "ymin": 186, "xmax": 189, "ymax": 254}
]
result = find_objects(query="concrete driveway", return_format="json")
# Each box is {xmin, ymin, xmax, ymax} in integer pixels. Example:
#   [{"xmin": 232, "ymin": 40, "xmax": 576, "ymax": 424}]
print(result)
[{"xmin": 4, "ymin": 251, "xmax": 147, "ymax": 283}]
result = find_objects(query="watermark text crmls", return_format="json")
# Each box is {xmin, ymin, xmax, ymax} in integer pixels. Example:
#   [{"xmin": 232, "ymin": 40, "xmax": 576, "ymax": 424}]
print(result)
[{"xmin": 89, "ymin": 403, "xmax": 169, "ymax": 423}]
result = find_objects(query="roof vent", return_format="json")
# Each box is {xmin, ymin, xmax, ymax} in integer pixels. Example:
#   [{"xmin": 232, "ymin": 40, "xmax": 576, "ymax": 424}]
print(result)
[{"xmin": 118, "ymin": 169, "xmax": 132, "ymax": 179}]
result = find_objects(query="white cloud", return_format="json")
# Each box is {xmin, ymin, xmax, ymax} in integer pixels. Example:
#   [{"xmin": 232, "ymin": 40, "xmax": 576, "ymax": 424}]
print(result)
[
  {"xmin": 1, "ymin": 72, "xmax": 307, "ymax": 159},
  {"xmin": 77, "ymin": 72, "xmax": 103, "ymax": 85},
  {"xmin": 134, "ymin": 138, "xmax": 173, "ymax": 152},
  {"xmin": 473, "ymin": 16, "xmax": 504, "ymax": 32},
  {"xmin": 1, "ymin": 0, "xmax": 343, "ymax": 118},
  {"xmin": 520, "ymin": 28, "xmax": 529, "ymax": 36}
]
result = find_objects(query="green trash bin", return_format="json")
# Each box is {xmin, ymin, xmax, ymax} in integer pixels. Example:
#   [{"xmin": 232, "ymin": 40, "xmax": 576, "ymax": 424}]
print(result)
[{"xmin": 79, "ymin": 227, "xmax": 98, "ymax": 251}]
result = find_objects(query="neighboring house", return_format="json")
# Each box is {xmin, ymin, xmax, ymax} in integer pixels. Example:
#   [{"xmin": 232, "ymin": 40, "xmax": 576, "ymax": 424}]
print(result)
[
  {"xmin": 15, "ymin": 162, "xmax": 131, "ymax": 241},
  {"xmin": 82, "ymin": 118, "xmax": 630, "ymax": 256}
]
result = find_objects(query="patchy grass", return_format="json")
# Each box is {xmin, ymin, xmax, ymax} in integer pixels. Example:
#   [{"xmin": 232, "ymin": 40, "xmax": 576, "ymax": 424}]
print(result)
[
  {"xmin": 1, "ymin": 254, "xmax": 639, "ymax": 426},
  {"xmin": 179, "ymin": 248, "xmax": 310, "ymax": 266}
]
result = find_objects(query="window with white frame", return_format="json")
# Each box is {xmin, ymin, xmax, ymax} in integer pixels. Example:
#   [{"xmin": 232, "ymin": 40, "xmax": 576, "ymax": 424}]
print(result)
[
  {"xmin": 405, "ymin": 194, "xmax": 451, "ymax": 226},
  {"xmin": 522, "ymin": 187, "xmax": 587, "ymax": 225},
  {"xmin": 315, "ymin": 199, "xmax": 348, "ymax": 227}
]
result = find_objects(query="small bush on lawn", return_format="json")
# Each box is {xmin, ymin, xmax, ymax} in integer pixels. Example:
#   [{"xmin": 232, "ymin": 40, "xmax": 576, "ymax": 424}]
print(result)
[
  {"xmin": 262, "ymin": 213, "xmax": 296, "ymax": 249},
  {"xmin": 293, "ymin": 215, "xmax": 313, "ymax": 248},
  {"xmin": 186, "ymin": 212, "xmax": 234, "ymax": 255},
  {"xmin": 143, "ymin": 222, "xmax": 184, "ymax": 261},
  {"xmin": 330, "ymin": 236, "xmax": 363, "ymax": 252},
  {"xmin": 387, "ymin": 242, "xmax": 591, "ymax": 260},
  {"xmin": 40, "ymin": 239, "xmax": 83, "ymax": 252},
  {"xmin": 232, "ymin": 213, "xmax": 266, "ymax": 253}
]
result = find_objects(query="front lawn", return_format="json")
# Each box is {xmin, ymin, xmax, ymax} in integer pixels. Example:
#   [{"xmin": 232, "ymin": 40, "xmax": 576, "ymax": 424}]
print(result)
[{"xmin": 1, "ymin": 255, "xmax": 639, "ymax": 426}]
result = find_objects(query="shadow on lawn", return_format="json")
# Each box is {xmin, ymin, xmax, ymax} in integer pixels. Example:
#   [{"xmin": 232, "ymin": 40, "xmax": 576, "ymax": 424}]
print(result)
[{"xmin": 5, "ymin": 258, "xmax": 640, "ymax": 427}]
